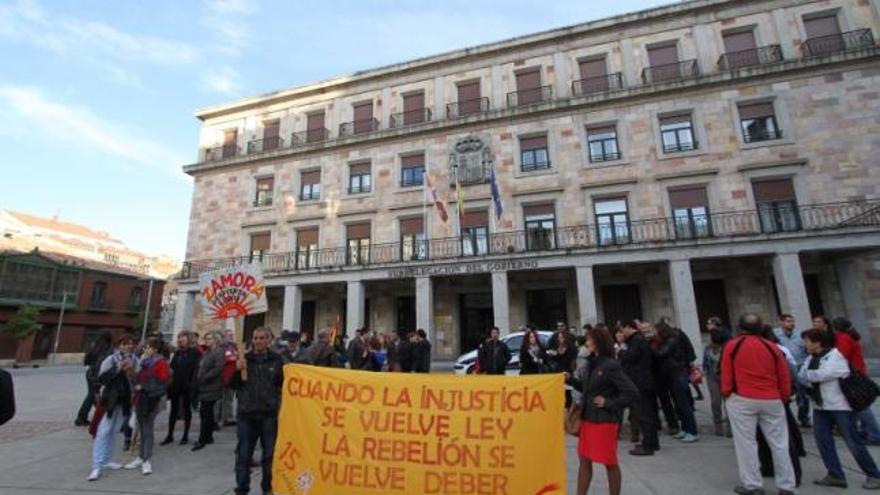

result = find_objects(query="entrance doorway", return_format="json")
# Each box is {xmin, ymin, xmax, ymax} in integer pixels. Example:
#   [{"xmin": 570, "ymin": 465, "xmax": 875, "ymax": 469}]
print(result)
[
  {"xmin": 601, "ymin": 284, "xmax": 642, "ymax": 324},
  {"xmin": 396, "ymin": 296, "xmax": 415, "ymax": 332},
  {"xmin": 803, "ymin": 274, "xmax": 826, "ymax": 317},
  {"xmin": 526, "ymin": 289, "xmax": 567, "ymax": 330},
  {"xmin": 694, "ymin": 279, "xmax": 731, "ymax": 331},
  {"xmin": 460, "ymin": 293, "xmax": 493, "ymax": 354},
  {"xmin": 300, "ymin": 300, "xmax": 316, "ymax": 339}
]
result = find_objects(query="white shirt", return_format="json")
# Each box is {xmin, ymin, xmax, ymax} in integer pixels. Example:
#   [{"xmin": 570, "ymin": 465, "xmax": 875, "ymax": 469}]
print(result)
[{"xmin": 798, "ymin": 348, "xmax": 851, "ymax": 411}]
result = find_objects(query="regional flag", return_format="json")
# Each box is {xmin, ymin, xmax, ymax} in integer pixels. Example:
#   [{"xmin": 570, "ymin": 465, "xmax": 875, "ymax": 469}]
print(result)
[{"xmin": 424, "ymin": 174, "xmax": 449, "ymax": 223}]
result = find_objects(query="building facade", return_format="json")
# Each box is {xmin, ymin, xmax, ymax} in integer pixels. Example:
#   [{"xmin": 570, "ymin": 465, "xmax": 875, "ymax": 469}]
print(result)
[
  {"xmin": 176, "ymin": 0, "xmax": 880, "ymax": 360},
  {"xmin": 0, "ymin": 249, "xmax": 165, "ymax": 364}
]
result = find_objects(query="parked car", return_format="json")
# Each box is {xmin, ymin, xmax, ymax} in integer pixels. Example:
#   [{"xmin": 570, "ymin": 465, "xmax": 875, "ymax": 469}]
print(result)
[{"xmin": 453, "ymin": 330, "xmax": 552, "ymax": 376}]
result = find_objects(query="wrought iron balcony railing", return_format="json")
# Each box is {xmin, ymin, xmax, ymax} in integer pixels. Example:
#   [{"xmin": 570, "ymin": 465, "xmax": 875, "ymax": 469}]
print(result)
[
  {"xmin": 390, "ymin": 108, "xmax": 432, "ymax": 128},
  {"xmin": 506, "ymin": 85, "xmax": 553, "ymax": 108},
  {"xmin": 571, "ymin": 73, "xmax": 624, "ymax": 96},
  {"xmin": 446, "ymin": 97, "xmax": 490, "ymax": 118},
  {"xmin": 802, "ymin": 29, "xmax": 875, "ymax": 58},
  {"xmin": 253, "ymin": 195, "xmax": 273, "ymax": 207},
  {"xmin": 589, "ymin": 151, "xmax": 622, "ymax": 163},
  {"xmin": 339, "ymin": 118, "xmax": 380, "ymax": 137},
  {"xmin": 743, "ymin": 128, "xmax": 783, "ymax": 143},
  {"xmin": 662, "ymin": 141, "xmax": 698, "ymax": 153},
  {"xmin": 204, "ymin": 144, "xmax": 239, "ymax": 161},
  {"xmin": 179, "ymin": 200, "xmax": 880, "ymax": 279},
  {"xmin": 246, "ymin": 136, "xmax": 283, "ymax": 154},
  {"xmin": 642, "ymin": 59, "xmax": 700, "ymax": 84},
  {"xmin": 718, "ymin": 45, "xmax": 784, "ymax": 71},
  {"xmin": 291, "ymin": 128, "xmax": 330, "ymax": 146}
]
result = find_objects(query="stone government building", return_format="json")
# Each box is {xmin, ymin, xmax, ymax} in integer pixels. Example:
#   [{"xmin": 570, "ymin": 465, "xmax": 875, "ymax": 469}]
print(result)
[{"xmin": 175, "ymin": 0, "xmax": 880, "ymax": 360}]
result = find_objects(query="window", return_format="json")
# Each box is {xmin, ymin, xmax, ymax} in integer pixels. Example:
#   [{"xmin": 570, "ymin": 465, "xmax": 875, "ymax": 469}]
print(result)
[
  {"xmin": 222, "ymin": 129, "xmax": 238, "ymax": 158},
  {"xmin": 402, "ymin": 92, "xmax": 426, "ymax": 125},
  {"xmin": 456, "ymin": 81, "xmax": 483, "ymax": 116},
  {"xmin": 804, "ymin": 13, "xmax": 840, "ymax": 38},
  {"xmin": 346, "ymin": 223, "xmax": 371, "ymax": 265},
  {"xmin": 669, "ymin": 187, "xmax": 711, "ymax": 239},
  {"xmin": 753, "ymin": 179, "xmax": 800, "ymax": 233},
  {"xmin": 659, "ymin": 115, "xmax": 696, "ymax": 153},
  {"xmin": 262, "ymin": 119, "xmax": 280, "ymax": 151},
  {"xmin": 524, "ymin": 204, "xmax": 555, "ymax": 251},
  {"xmin": 594, "ymin": 199, "xmax": 630, "ymax": 245},
  {"xmin": 401, "ymin": 154, "xmax": 425, "ymax": 187},
  {"xmin": 90, "ymin": 282, "xmax": 107, "ymax": 308},
  {"xmin": 460, "ymin": 211, "xmax": 488, "ymax": 256},
  {"xmin": 739, "ymin": 102, "xmax": 781, "ymax": 143},
  {"xmin": 254, "ymin": 176, "xmax": 274, "ymax": 207},
  {"xmin": 513, "ymin": 69, "xmax": 543, "ymax": 106},
  {"xmin": 520, "ymin": 135, "xmax": 550, "ymax": 171},
  {"xmin": 295, "ymin": 228, "xmax": 319, "ymax": 269},
  {"xmin": 646, "ymin": 44, "xmax": 680, "ymax": 82},
  {"xmin": 348, "ymin": 162, "xmax": 371, "ymax": 194},
  {"xmin": 300, "ymin": 170, "xmax": 321, "ymax": 201},
  {"xmin": 587, "ymin": 126, "xmax": 620, "ymax": 162},
  {"xmin": 577, "ymin": 57, "xmax": 610, "ymax": 94},
  {"xmin": 250, "ymin": 232, "xmax": 270, "ymax": 261},
  {"xmin": 803, "ymin": 13, "xmax": 845, "ymax": 56},
  {"xmin": 306, "ymin": 112, "xmax": 326, "ymax": 142},
  {"xmin": 722, "ymin": 30, "xmax": 759, "ymax": 69},
  {"xmin": 400, "ymin": 217, "xmax": 426, "ymax": 260},
  {"xmin": 129, "ymin": 287, "xmax": 143, "ymax": 309},
  {"xmin": 353, "ymin": 101, "xmax": 374, "ymax": 134}
]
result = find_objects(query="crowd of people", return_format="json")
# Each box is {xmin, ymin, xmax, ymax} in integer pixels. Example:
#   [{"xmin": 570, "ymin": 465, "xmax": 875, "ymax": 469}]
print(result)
[{"xmin": 71, "ymin": 310, "xmax": 880, "ymax": 495}]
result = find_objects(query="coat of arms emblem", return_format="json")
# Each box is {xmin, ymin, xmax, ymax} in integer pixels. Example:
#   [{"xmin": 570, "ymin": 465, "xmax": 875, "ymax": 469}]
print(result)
[{"xmin": 448, "ymin": 135, "xmax": 492, "ymax": 185}]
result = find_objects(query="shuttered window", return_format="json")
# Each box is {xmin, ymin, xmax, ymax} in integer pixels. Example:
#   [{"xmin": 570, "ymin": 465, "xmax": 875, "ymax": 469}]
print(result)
[
  {"xmin": 648, "ymin": 44, "xmax": 678, "ymax": 66},
  {"xmin": 753, "ymin": 179, "xmax": 795, "ymax": 202},
  {"xmin": 669, "ymin": 187, "xmax": 708, "ymax": 209},
  {"xmin": 297, "ymin": 228, "xmax": 318, "ymax": 247},
  {"xmin": 349, "ymin": 162, "xmax": 371, "ymax": 194},
  {"xmin": 753, "ymin": 179, "xmax": 800, "ymax": 233},
  {"xmin": 346, "ymin": 223, "xmax": 371, "ymax": 240},
  {"xmin": 723, "ymin": 30, "xmax": 757, "ymax": 53},
  {"xmin": 520, "ymin": 135, "xmax": 550, "ymax": 172},
  {"xmin": 804, "ymin": 14, "xmax": 840, "ymax": 38},
  {"xmin": 401, "ymin": 153, "xmax": 425, "ymax": 187},
  {"xmin": 300, "ymin": 170, "xmax": 321, "ymax": 200},
  {"xmin": 523, "ymin": 203, "xmax": 555, "ymax": 219},
  {"xmin": 250, "ymin": 233, "xmax": 270, "ymax": 259},
  {"xmin": 306, "ymin": 112, "xmax": 326, "ymax": 142},
  {"xmin": 578, "ymin": 58, "xmax": 607, "ymax": 80},
  {"xmin": 295, "ymin": 228, "xmax": 319, "ymax": 269},
  {"xmin": 254, "ymin": 176, "xmax": 274, "ymax": 207},
  {"xmin": 400, "ymin": 217, "xmax": 424, "ymax": 235},
  {"xmin": 524, "ymin": 204, "xmax": 555, "ymax": 251},
  {"xmin": 461, "ymin": 210, "xmax": 488, "ymax": 228},
  {"xmin": 659, "ymin": 114, "xmax": 696, "ymax": 153},
  {"xmin": 670, "ymin": 187, "xmax": 710, "ymax": 239}
]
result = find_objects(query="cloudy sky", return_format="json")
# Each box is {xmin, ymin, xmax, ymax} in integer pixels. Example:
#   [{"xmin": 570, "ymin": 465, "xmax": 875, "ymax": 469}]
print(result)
[{"xmin": 0, "ymin": 0, "xmax": 671, "ymax": 258}]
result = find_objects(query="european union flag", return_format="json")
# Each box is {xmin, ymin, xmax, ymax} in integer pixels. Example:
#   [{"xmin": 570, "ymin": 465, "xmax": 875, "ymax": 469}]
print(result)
[{"xmin": 490, "ymin": 165, "xmax": 503, "ymax": 220}]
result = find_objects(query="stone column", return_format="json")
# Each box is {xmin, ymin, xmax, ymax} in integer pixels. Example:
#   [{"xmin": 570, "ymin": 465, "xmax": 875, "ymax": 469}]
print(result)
[
  {"xmin": 173, "ymin": 291, "xmax": 195, "ymax": 339},
  {"xmin": 552, "ymin": 51, "xmax": 570, "ymax": 98},
  {"xmin": 490, "ymin": 64, "xmax": 504, "ymax": 110},
  {"xmin": 575, "ymin": 265, "xmax": 598, "ymax": 328},
  {"xmin": 619, "ymin": 39, "xmax": 639, "ymax": 87},
  {"xmin": 416, "ymin": 276, "xmax": 434, "ymax": 341},
  {"xmin": 772, "ymin": 253, "xmax": 812, "ymax": 331},
  {"xmin": 835, "ymin": 258, "xmax": 871, "ymax": 350},
  {"xmin": 282, "ymin": 284, "xmax": 303, "ymax": 333},
  {"xmin": 692, "ymin": 24, "xmax": 717, "ymax": 72},
  {"xmin": 668, "ymin": 260, "xmax": 703, "ymax": 361},
  {"xmin": 346, "ymin": 280, "xmax": 365, "ymax": 335},
  {"xmin": 433, "ymin": 76, "xmax": 445, "ymax": 119},
  {"xmin": 491, "ymin": 271, "xmax": 511, "ymax": 335},
  {"xmin": 380, "ymin": 87, "xmax": 391, "ymax": 128},
  {"xmin": 772, "ymin": 8, "xmax": 797, "ymax": 60}
]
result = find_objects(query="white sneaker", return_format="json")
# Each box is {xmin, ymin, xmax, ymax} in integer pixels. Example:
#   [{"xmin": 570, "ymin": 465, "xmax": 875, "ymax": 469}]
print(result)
[
  {"xmin": 103, "ymin": 462, "xmax": 123, "ymax": 470},
  {"xmin": 680, "ymin": 433, "xmax": 699, "ymax": 443},
  {"xmin": 87, "ymin": 469, "xmax": 101, "ymax": 481},
  {"xmin": 141, "ymin": 461, "xmax": 152, "ymax": 475},
  {"xmin": 124, "ymin": 458, "xmax": 143, "ymax": 470}
]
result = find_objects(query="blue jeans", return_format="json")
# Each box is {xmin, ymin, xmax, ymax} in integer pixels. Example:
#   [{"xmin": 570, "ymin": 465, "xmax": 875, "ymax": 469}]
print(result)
[
  {"xmin": 795, "ymin": 382, "xmax": 811, "ymax": 425},
  {"xmin": 669, "ymin": 370, "xmax": 697, "ymax": 435},
  {"xmin": 91, "ymin": 408, "xmax": 125, "ymax": 470},
  {"xmin": 813, "ymin": 409, "xmax": 880, "ymax": 480},
  {"xmin": 235, "ymin": 414, "xmax": 277, "ymax": 494},
  {"xmin": 858, "ymin": 408, "xmax": 880, "ymax": 444}
]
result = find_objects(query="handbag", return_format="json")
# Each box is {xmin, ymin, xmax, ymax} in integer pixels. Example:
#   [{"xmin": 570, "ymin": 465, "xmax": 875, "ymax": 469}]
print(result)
[
  {"xmin": 839, "ymin": 365, "xmax": 880, "ymax": 412},
  {"xmin": 564, "ymin": 403, "xmax": 582, "ymax": 437}
]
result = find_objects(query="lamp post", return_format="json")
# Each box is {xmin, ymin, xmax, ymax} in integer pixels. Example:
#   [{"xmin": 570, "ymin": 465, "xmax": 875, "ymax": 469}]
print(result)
[
  {"xmin": 51, "ymin": 292, "xmax": 68, "ymax": 366},
  {"xmin": 140, "ymin": 277, "xmax": 154, "ymax": 343}
]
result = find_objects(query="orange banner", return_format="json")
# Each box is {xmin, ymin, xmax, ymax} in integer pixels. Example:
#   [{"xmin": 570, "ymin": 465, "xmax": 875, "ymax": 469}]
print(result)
[{"xmin": 273, "ymin": 364, "xmax": 566, "ymax": 495}]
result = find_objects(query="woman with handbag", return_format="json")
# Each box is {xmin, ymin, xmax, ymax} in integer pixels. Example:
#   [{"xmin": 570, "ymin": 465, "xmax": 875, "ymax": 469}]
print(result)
[
  {"xmin": 799, "ymin": 328, "xmax": 880, "ymax": 490},
  {"xmin": 124, "ymin": 337, "xmax": 170, "ymax": 475},
  {"xmin": 831, "ymin": 317, "xmax": 880, "ymax": 445},
  {"xmin": 566, "ymin": 326, "xmax": 638, "ymax": 495}
]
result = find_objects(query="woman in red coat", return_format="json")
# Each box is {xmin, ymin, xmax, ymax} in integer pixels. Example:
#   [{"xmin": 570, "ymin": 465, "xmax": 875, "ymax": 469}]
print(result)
[{"xmin": 830, "ymin": 317, "xmax": 880, "ymax": 445}]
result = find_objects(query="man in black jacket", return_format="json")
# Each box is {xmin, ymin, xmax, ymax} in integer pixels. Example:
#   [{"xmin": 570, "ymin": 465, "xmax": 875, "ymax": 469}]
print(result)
[
  {"xmin": 0, "ymin": 368, "xmax": 14, "ymax": 426},
  {"xmin": 477, "ymin": 327, "xmax": 511, "ymax": 375},
  {"xmin": 412, "ymin": 329, "xmax": 431, "ymax": 373},
  {"xmin": 616, "ymin": 320, "xmax": 660, "ymax": 455},
  {"xmin": 346, "ymin": 328, "xmax": 369, "ymax": 370},
  {"xmin": 231, "ymin": 327, "xmax": 285, "ymax": 495}
]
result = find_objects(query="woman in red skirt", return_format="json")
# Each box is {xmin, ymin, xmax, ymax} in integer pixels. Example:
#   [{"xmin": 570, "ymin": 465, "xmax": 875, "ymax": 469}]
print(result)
[{"xmin": 567, "ymin": 326, "xmax": 638, "ymax": 495}]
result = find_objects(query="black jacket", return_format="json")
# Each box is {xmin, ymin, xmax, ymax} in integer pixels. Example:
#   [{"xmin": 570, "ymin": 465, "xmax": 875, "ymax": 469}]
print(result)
[
  {"xmin": 347, "ymin": 338, "xmax": 369, "ymax": 370},
  {"xmin": 387, "ymin": 339, "xmax": 412, "ymax": 372},
  {"xmin": 97, "ymin": 353, "xmax": 135, "ymax": 416},
  {"xmin": 568, "ymin": 354, "xmax": 638, "ymax": 424},
  {"xmin": 168, "ymin": 347, "xmax": 200, "ymax": 398},
  {"xmin": 477, "ymin": 340, "xmax": 511, "ymax": 375},
  {"xmin": 0, "ymin": 368, "xmax": 14, "ymax": 426},
  {"xmin": 616, "ymin": 332, "xmax": 656, "ymax": 391},
  {"xmin": 654, "ymin": 329, "xmax": 696, "ymax": 376},
  {"xmin": 300, "ymin": 342, "xmax": 338, "ymax": 368},
  {"xmin": 231, "ymin": 350, "xmax": 285, "ymax": 417},
  {"xmin": 412, "ymin": 340, "xmax": 431, "ymax": 373},
  {"xmin": 547, "ymin": 345, "xmax": 577, "ymax": 374},
  {"xmin": 519, "ymin": 345, "xmax": 547, "ymax": 375}
]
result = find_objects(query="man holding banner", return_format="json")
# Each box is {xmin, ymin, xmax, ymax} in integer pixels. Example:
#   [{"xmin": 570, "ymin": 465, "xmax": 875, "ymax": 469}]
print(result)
[{"xmin": 231, "ymin": 327, "xmax": 285, "ymax": 495}]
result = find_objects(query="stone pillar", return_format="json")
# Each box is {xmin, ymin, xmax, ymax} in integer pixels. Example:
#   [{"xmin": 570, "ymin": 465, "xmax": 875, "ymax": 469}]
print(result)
[
  {"xmin": 835, "ymin": 258, "xmax": 871, "ymax": 351},
  {"xmin": 491, "ymin": 271, "xmax": 511, "ymax": 335},
  {"xmin": 772, "ymin": 253, "xmax": 812, "ymax": 332},
  {"xmin": 668, "ymin": 260, "xmax": 703, "ymax": 361},
  {"xmin": 772, "ymin": 8, "xmax": 797, "ymax": 60},
  {"xmin": 282, "ymin": 284, "xmax": 303, "ymax": 333},
  {"xmin": 416, "ymin": 276, "xmax": 434, "ymax": 341},
  {"xmin": 575, "ymin": 265, "xmax": 598, "ymax": 328},
  {"xmin": 380, "ymin": 87, "xmax": 391, "ymax": 128},
  {"xmin": 346, "ymin": 280, "xmax": 365, "ymax": 335},
  {"xmin": 692, "ymin": 24, "xmax": 717, "ymax": 73},
  {"xmin": 173, "ymin": 291, "xmax": 195, "ymax": 338},
  {"xmin": 490, "ymin": 64, "xmax": 504, "ymax": 110},
  {"xmin": 552, "ymin": 51, "xmax": 570, "ymax": 98},
  {"xmin": 619, "ymin": 39, "xmax": 639, "ymax": 87},
  {"xmin": 433, "ymin": 76, "xmax": 445, "ymax": 119}
]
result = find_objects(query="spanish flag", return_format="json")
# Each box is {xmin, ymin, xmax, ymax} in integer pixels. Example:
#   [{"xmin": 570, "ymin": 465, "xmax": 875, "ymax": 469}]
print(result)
[{"xmin": 329, "ymin": 314, "xmax": 341, "ymax": 347}]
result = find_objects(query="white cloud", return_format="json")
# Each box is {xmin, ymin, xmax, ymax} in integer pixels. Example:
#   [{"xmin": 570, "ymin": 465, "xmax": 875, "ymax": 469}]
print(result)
[
  {"xmin": 205, "ymin": 0, "xmax": 255, "ymax": 15},
  {"xmin": 201, "ymin": 0, "xmax": 255, "ymax": 57},
  {"xmin": 200, "ymin": 67, "xmax": 242, "ymax": 95},
  {"xmin": 0, "ymin": 84, "xmax": 189, "ymax": 180}
]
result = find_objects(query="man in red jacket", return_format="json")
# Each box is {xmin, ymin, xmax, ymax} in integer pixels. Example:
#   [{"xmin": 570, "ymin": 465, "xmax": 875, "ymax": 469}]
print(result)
[{"xmin": 722, "ymin": 314, "xmax": 795, "ymax": 495}]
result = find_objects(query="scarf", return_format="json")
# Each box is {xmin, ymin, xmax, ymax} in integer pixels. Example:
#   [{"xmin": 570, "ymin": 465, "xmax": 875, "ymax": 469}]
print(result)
[{"xmin": 806, "ymin": 348, "xmax": 831, "ymax": 407}]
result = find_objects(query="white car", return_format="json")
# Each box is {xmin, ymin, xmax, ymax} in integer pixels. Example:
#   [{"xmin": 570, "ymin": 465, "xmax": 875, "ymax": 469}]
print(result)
[{"xmin": 452, "ymin": 330, "xmax": 553, "ymax": 375}]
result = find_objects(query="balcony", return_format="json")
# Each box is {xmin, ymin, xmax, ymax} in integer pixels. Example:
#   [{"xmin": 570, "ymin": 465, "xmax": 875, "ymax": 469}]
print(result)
[
  {"xmin": 291, "ymin": 128, "xmax": 330, "ymax": 146},
  {"xmin": 204, "ymin": 144, "xmax": 238, "ymax": 161},
  {"xmin": 571, "ymin": 73, "xmax": 624, "ymax": 96},
  {"xmin": 179, "ymin": 200, "xmax": 880, "ymax": 279},
  {"xmin": 743, "ymin": 128, "xmax": 783, "ymax": 144},
  {"xmin": 662, "ymin": 141, "xmax": 698, "ymax": 153},
  {"xmin": 506, "ymin": 85, "xmax": 553, "ymax": 108},
  {"xmin": 390, "ymin": 108, "xmax": 432, "ymax": 128},
  {"xmin": 339, "ymin": 118, "xmax": 380, "ymax": 137},
  {"xmin": 246, "ymin": 136, "xmax": 283, "ymax": 154},
  {"xmin": 589, "ymin": 150, "xmax": 622, "ymax": 163},
  {"xmin": 802, "ymin": 29, "xmax": 875, "ymax": 58},
  {"xmin": 642, "ymin": 59, "xmax": 700, "ymax": 84},
  {"xmin": 446, "ymin": 97, "xmax": 490, "ymax": 118},
  {"xmin": 718, "ymin": 45, "xmax": 783, "ymax": 71}
]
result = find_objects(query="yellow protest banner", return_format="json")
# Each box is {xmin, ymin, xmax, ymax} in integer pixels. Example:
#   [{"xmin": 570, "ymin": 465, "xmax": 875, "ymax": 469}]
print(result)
[{"xmin": 272, "ymin": 364, "xmax": 565, "ymax": 495}]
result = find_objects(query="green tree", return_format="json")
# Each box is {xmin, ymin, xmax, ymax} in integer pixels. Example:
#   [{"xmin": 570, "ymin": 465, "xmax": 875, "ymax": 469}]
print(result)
[{"xmin": 3, "ymin": 304, "xmax": 43, "ymax": 340}]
